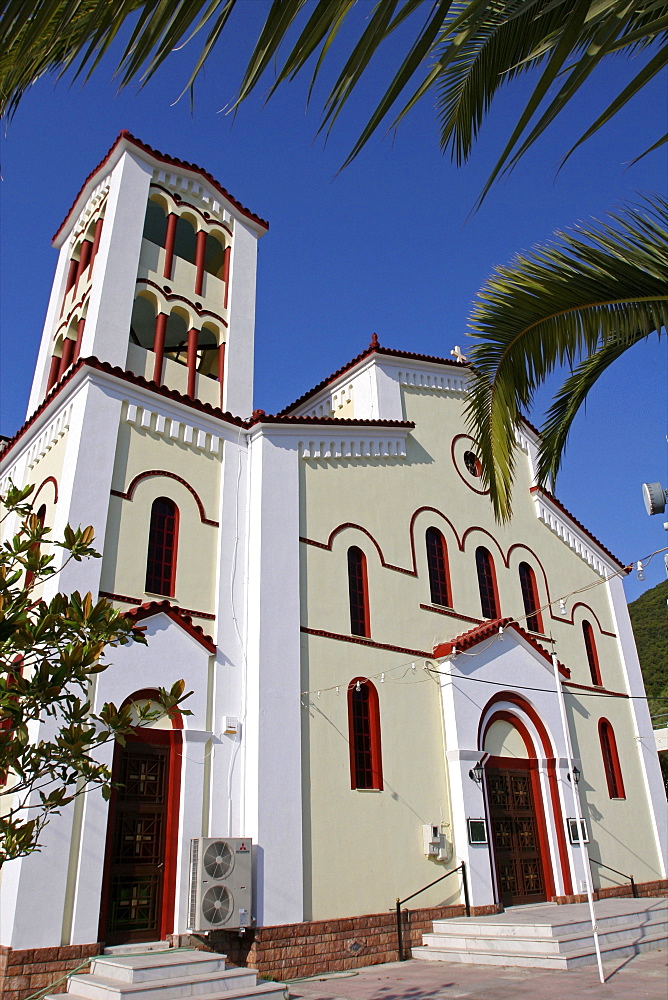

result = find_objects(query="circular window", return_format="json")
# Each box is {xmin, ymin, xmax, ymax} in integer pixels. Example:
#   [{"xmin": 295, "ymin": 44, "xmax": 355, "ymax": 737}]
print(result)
[{"xmin": 464, "ymin": 451, "xmax": 482, "ymax": 477}]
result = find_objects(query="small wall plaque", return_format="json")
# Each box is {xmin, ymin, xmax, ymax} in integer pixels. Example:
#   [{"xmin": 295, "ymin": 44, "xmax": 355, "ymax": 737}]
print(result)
[{"xmin": 467, "ymin": 818, "xmax": 488, "ymax": 845}]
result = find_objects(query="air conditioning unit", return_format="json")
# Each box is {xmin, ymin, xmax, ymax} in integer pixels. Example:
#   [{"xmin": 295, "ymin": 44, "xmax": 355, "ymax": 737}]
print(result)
[{"xmin": 188, "ymin": 837, "xmax": 252, "ymax": 932}]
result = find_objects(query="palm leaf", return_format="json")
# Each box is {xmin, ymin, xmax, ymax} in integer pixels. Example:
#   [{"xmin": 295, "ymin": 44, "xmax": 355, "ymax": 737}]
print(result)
[{"xmin": 465, "ymin": 195, "xmax": 668, "ymax": 521}]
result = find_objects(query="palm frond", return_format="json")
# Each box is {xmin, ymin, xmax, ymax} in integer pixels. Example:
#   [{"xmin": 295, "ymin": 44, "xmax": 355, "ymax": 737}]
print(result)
[{"xmin": 465, "ymin": 195, "xmax": 668, "ymax": 521}]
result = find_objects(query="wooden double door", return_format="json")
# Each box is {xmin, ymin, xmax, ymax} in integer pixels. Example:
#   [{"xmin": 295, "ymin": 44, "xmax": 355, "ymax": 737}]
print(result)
[
  {"xmin": 486, "ymin": 763, "xmax": 548, "ymax": 907},
  {"xmin": 99, "ymin": 731, "xmax": 180, "ymax": 944}
]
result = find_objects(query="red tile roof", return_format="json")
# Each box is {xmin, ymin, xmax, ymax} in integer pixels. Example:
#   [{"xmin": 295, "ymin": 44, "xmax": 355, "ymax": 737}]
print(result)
[
  {"xmin": 278, "ymin": 337, "xmax": 467, "ymax": 416},
  {"xmin": 124, "ymin": 600, "xmax": 215, "ymax": 653},
  {"xmin": 53, "ymin": 130, "xmax": 269, "ymax": 243},
  {"xmin": 433, "ymin": 617, "xmax": 570, "ymax": 677}
]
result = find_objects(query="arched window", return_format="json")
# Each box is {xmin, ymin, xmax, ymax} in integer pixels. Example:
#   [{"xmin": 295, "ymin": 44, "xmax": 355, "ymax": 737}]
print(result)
[
  {"xmin": 426, "ymin": 527, "xmax": 450, "ymax": 607},
  {"xmin": 173, "ymin": 216, "xmax": 197, "ymax": 264},
  {"xmin": 598, "ymin": 719, "xmax": 625, "ymax": 799},
  {"xmin": 582, "ymin": 620, "xmax": 602, "ymax": 686},
  {"xmin": 347, "ymin": 546, "xmax": 370, "ymax": 637},
  {"xmin": 204, "ymin": 233, "xmax": 226, "ymax": 277},
  {"xmin": 145, "ymin": 498, "xmax": 179, "ymax": 597},
  {"xmin": 519, "ymin": 562, "xmax": 543, "ymax": 633},
  {"xmin": 348, "ymin": 679, "xmax": 383, "ymax": 790},
  {"xmin": 143, "ymin": 200, "xmax": 168, "ymax": 247},
  {"xmin": 476, "ymin": 546, "xmax": 499, "ymax": 620}
]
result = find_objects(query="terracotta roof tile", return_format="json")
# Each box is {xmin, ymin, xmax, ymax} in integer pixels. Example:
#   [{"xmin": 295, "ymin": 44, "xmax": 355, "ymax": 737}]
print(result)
[
  {"xmin": 53, "ymin": 130, "xmax": 269, "ymax": 243},
  {"xmin": 433, "ymin": 617, "xmax": 570, "ymax": 677},
  {"xmin": 278, "ymin": 339, "xmax": 467, "ymax": 416},
  {"xmin": 124, "ymin": 600, "xmax": 215, "ymax": 653}
]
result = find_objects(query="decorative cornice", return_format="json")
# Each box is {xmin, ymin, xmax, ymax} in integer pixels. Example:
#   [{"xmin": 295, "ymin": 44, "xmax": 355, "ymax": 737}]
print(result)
[
  {"xmin": 71, "ymin": 178, "xmax": 109, "ymax": 244},
  {"xmin": 19, "ymin": 402, "xmax": 73, "ymax": 477},
  {"xmin": 298, "ymin": 431, "xmax": 409, "ymax": 461},
  {"xmin": 123, "ymin": 401, "xmax": 224, "ymax": 460},
  {"xmin": 395, "ymin": 365, "xmax": 468, "ymax": 394},
  {"xmin": 531, "ymin": 487, "xmax": 626, "ymax": 574}
]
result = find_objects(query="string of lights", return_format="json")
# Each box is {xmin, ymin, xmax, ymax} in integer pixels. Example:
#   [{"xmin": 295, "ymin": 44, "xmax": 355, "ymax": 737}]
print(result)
[{"xmin": 300, "ymin": 542, "xmax": 668, "ymax": 704}]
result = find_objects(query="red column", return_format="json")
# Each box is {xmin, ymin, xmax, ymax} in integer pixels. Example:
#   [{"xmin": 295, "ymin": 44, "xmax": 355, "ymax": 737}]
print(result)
[
  {"xmin": 222, "ymin": 246, "xmax": 231, "ymax": 309},
  {"xmin": 152, "ymin": 313, "xmax": 167, "ymax": 384},
  {"xmin": 65, "ymin": 257, "xmax": 78, "ymax": 294},
  {"xmin": 90, "ymin": 217, "xmax": 104, "ymax": 266},
  {"xmin": 163, "ymin": 214, "xmax": 178, "ymax": 279},
  {"xmin": 195, "ymin": 230, "xmax": 207, "ymax": 296},
  {"xmin": 58, "ymin": 337, "xmax": 74, "ymax": 379},
  {"xmin": 187, "ymin": 328, "xmax": 198, "ymax": 398},
  {"xmin": 75, "ymin": 240, "xmax": 92, "ymax": 287},
  {"xmin": 217, "ymin": 342, "xmax": 226, "ymax": 409},
  {"xmin": 73, "ymin": 317, "xmax": 86, "ymax": 363},
  {"xmin": 46, "ymin": 354, "xmax": 61, "ymax": 392}
]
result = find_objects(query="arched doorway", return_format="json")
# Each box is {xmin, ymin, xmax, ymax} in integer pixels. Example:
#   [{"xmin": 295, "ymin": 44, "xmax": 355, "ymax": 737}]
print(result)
[
  {"xmin": 99, "ymin": 692, "xmax": 182, "ymax": 945},
  {"xmin": 481, "ymin": 708, "xmax": 555, "ymax": 907}
]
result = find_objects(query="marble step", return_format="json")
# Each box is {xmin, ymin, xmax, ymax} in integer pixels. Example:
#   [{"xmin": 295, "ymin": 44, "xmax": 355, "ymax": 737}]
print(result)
[
  {"xmin": 50, "ymin": 988, "xmax": 285, "ymax": 1000},
  {"xmin": 67, "ymin": 967, "xmax": 259, "ymax": 1000},
  {"xmin": 103, "ymin": 944, "xmax": 172, "ymax": 957},
  {"xmin": 90, "ymin": 953, "xmax": 230, "ymax": 985},
  {"xmin": 430, "ymin": 900, "xmax": 668, "ymax": 940},
  {"xmin": 413, "ymin": 925, "xmax": 668, "ymax": 969},
  {"xmin": 421, "ymin": 916, "xmax": 668, "ymax": 957}
]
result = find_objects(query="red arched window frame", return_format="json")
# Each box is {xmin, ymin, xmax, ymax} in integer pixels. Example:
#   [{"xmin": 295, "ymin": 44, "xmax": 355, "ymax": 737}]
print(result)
[
  {"xmin": 145, "ymin": 497, "xmax": 179, "ymax": 597},
  {"xmin": 519, "ymin": 562, "xmax": 543, "ymax": 634},
  {"xmin": 582, "ymin": 620, "xmax": 602, "ymax": 686},
  {"xmin": 25, "ymin": 504, "xmax": 47, "ymax": 590},
  {"xmin": 426, "ymin": 527, "xmax": 451, "ymax": 607},
  {"xmin": 348, "ymin": 679, "xmax": 383, "ymax": 790},
  {"xmin": 598, "ymin": 719, "xmax": 626, "ymax": 799},
  {"xmin": 476, "ymin": 546, "xmax": 500, "ymax": 620},
  {"xmin": 348, "ymin": 546, "xmax": 370, "ymax": 637}
]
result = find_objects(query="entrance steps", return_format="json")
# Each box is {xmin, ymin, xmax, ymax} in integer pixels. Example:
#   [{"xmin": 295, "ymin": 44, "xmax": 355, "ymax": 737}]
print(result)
[
  {"xmin": 412, "ymin": 897, "xmax": 668, "ymax": 970},
  {"xmin": 44, "ymin": 948, "xmax": 286, "ymax": 1000}
]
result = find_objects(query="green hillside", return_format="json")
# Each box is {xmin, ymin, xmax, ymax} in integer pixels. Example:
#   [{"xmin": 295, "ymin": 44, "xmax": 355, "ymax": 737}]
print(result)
[{"xmin": 628, "ymin": 578, "xmax": 668, "ymax": 726}]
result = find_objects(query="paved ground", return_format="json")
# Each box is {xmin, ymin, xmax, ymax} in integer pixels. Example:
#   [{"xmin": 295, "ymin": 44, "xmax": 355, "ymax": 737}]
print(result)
[{"xmin": 284, "ymin": 950, "xmax": 667, "ymax": 999}]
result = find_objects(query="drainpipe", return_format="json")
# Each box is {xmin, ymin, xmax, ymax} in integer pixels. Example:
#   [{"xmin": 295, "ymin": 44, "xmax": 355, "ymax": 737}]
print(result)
[{"xmin": 552, "ymin": 652, "xmax": 605, "ymax": 984}]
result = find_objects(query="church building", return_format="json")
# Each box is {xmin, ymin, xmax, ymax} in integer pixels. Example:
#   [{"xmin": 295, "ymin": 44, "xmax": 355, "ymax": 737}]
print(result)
[{"xmin": 1, "ymin": 133, "xmax": 665, "ymax": 968}]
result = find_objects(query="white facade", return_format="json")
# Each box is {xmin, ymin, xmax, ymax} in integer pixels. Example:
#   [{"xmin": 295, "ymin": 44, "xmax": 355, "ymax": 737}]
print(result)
[{"xmin": 1, "ymin": 133, "xmax": 665, "ymax": 952}]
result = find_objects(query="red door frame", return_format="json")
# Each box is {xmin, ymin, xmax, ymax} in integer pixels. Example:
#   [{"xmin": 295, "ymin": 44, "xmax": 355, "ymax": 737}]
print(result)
[{"xmin": 98, "ymin": 699, "xmax": 182, "ymax": 944}]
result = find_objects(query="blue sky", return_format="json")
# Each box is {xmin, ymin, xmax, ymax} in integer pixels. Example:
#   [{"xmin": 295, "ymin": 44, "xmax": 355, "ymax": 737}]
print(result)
[{"xmin": 0, "ymin": 3, "xmax": 666, "ymax": 601}]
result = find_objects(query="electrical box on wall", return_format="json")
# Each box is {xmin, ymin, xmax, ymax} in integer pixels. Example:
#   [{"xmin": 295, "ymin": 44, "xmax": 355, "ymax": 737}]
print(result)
[{"xmin": 422, "ymin": 824, "xmax": 452, "ymax": 862}]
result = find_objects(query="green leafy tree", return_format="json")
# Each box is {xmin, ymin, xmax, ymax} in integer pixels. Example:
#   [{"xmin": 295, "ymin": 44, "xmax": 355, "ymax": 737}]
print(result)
[
  {"xmin": 0, "ymin": 483, "xmax": 190, "ymax": 867},
  {"xmin": 0, "ymin": 1, "xmax": 666, "ymax": 516}
]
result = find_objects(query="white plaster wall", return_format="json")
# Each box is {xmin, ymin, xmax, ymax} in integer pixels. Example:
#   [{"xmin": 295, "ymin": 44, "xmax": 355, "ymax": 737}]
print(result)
[
  {"xmin": 80, "ymin": 152, "xmax": 153, "ymax": 367},
  {"xmin": 27, "ymin": 240, "xmax": 73, "ymax": 415},
  {"xmin": 224, "ymin": 222, "xmax": 257, "ymax": 418},
  {"xmin": 244, "ymin": 430, "xmax": 303, "ymax": 925}
]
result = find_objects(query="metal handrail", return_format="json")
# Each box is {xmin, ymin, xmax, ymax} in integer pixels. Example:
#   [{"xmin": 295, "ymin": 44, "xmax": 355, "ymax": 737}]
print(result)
[
  {"xmin": 394, "ymin": 862, "xmax": 470, "ymax": 961},
  {"xmin": 588, "ymin": 856, "xmax": 638, "ymax": 898}
]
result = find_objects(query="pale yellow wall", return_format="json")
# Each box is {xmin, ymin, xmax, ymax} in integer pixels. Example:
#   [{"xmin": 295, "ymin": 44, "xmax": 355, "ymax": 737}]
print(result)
[
  {"xmin": 301, "ymin": 633, "xmax": 456, "ymax": 920},
  {"xmin": 299, "ymin": 383, "xmax": 653, "ymax": 916},
  {"xmin": 566, "ymin": 692, "xmax": 663, "ymax": 886},
  {"xmin": 101, "ymin": 415, "xmax": 219, "ymax": 613},
  {"xmin": 484, "ymin": 720, "xmax": 528, "ymax": 758}
]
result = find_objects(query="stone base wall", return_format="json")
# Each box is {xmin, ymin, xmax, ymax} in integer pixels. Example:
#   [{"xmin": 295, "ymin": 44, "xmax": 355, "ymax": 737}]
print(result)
[
  {"xmin": 553, "ymin": 877, "xmax": 668, "ymax": 905},
  {"xmin": 173, "ymin": 902, "xmax": 467, "ymax": 980},
  {"xmin": 0, "ymin": 944, "xmax": 101, "ymax": 1000}
]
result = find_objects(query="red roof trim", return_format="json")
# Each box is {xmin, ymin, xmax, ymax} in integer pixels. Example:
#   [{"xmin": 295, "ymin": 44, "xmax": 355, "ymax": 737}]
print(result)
[
  {"xmin": 123, "ymin": 600, "xmax": 215, "ymax": 653},
  {"xmin": 53, "ymin": 130, "xmax": 269, "ymax": 243},
  {"xmin": 0, "ymin": 358, "xmax": 416, "ymax": 469},
  {"xmin": 278, "ymin": 344, "xmax": 467, "ymax": 416},
  {"xmin": 433, "ymin": 617, "xmax": 570, "ymax": 677},
  {"xmin": 301, "ymin": 626, "xmax": 430, "ymax": 659},
  {"xmin": 530, "ymin": 487, "xmax": 626, "ymax": 570}
]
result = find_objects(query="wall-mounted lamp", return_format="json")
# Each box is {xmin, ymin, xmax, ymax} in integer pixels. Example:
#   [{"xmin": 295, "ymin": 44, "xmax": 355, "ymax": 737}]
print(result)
[
  {"xmin": 567, "ymin": 766, "xmax": 581, "ymax": 785},
  {"xmin": 469, "ymin": 761, "xmax": 484, "ymax": 784}
]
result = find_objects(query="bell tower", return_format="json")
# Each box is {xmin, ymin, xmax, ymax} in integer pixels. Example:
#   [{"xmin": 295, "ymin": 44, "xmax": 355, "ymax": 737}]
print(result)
[{"xmin": 27, "ymin": 131, "xmax": 268, "ymax": 420}]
